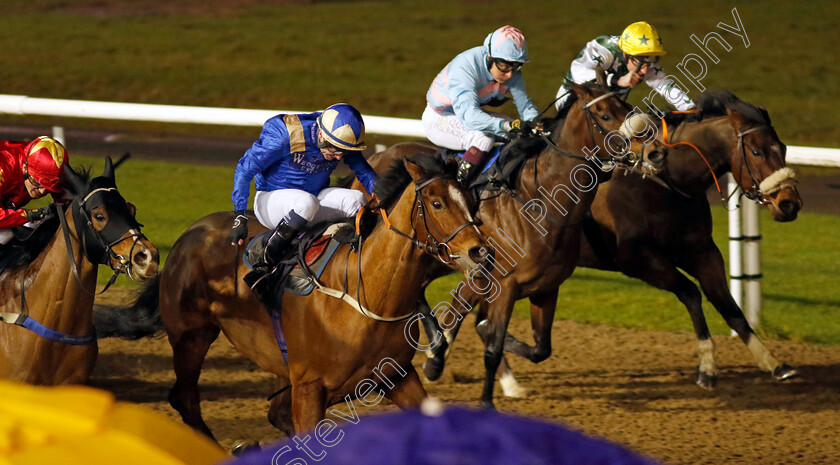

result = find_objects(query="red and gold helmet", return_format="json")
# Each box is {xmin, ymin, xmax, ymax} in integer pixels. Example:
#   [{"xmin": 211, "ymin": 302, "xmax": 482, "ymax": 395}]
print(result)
[{"xmin": 25, "ymin": 136, "xmax": 69, "ymax": 193}]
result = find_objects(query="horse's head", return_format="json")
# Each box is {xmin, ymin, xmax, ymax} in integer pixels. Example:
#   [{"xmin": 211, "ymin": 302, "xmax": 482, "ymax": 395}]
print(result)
[
  {"xmin": 373, "ymin": 154, "xmax": 494, "ymax": 274},
  {"xmin": 724, "ymin": 106, "xmax": 802, "ymax": 222},
  {"xmin": 63, "ymin": 157, "xmax": 159, "ymax": 281},
  {"xmin": 558, "ymin": 83, "xmax": 668, "ymax": 176}
]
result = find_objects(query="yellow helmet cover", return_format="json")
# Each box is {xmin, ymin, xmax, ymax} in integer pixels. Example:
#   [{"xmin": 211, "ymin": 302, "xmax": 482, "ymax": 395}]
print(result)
[{"xmin": 618, "ymin": 21, "xmax": 666, "ymax": 56}]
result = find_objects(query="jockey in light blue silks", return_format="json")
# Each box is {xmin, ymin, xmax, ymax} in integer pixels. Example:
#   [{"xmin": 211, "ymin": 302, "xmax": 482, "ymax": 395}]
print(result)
[
  {"xmin": 422, "ymin": 25, "xmax": 540, "ymax": 184},
  {"xmin": 228, "ymin": 103, "xmax": 377, "ymax": 288}
]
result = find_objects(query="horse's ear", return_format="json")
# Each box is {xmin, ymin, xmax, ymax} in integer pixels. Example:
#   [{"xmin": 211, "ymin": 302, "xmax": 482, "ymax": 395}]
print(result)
[
  {"xmin": 758, "ymin": 106, "xmax": 772, "ymax": 124},
  {"xmin": 103, "ymin": 156, "xmax": 115, "ymax": 181},
  {"xmin": 594, "ymin": 65, "xmax": 608, "ymax": 87},
  {"xmin": 570, "ymin": 82, "xmax": 593, "ymax": 101},
  {"xmin": 725, "ymin": 108, "xmax": 744, "ymax": 130},
  {"xmin": 63, "ymin": 164, "xmax": 87, "ymax": 195},
  {"xmin": 403, "ymin": 158, "xmax": 427, "ymax": 181}
]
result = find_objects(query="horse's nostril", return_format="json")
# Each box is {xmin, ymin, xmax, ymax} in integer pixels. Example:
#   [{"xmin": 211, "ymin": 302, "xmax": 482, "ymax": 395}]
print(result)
[
  {"xmin": 468, "ymin": 246, "xmax": 495, "ymax": 264},
  {"xmin": 133, "ymin": 250, "xmax": 149, "ymax": 267},
  {"xmin": 648, "ymin": 150, "xmax": 665, "ymax": 163},
  {"xmin": 779, "ymin": 199, "xmax": 799, "ymax": 215}
]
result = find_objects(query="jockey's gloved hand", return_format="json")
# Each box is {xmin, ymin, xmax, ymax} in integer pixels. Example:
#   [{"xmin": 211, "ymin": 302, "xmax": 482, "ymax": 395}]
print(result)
[
  {"xmin": 456, "ymin": 159, "xmax": 478, "ymax": 184},
  {"xmin": 229, "ymin": 211, "xmax": 248, "ymax": 246},
  {"xmin": 26, "ymin": 206, "xmax": 52, "ymax": 222},
  {"xmin": 504, "ymin": 119, "xmax": 539, "ymax": 135}
]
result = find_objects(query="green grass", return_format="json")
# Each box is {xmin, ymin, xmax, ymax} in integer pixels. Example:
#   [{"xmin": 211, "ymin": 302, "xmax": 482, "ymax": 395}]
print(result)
[{"xmin": 0, "ymin": 1, "xmax": 838, "ymax": 146}]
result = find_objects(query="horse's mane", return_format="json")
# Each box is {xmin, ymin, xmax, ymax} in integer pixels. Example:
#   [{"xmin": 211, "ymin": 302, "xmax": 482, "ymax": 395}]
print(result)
[
  {"xmin": 0, "ymin": 167, "xmax": 92, "ymax": 274},
  {"xmin": 662, "ymin": 90, "xmax": 770, "ymax": 128},
  {"xmin": 546, "ymin": 81, "xmax": 623, "ymax": 132},
  {"xmin": 357, "ymin": 153, "xmax": 452, "ymax": 237}
]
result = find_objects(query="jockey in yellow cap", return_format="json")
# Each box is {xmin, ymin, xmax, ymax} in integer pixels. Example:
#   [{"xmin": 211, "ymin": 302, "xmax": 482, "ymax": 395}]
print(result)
[{"xmin": 555, "ymin": 21, "xmax": 695, "ymax": 112}]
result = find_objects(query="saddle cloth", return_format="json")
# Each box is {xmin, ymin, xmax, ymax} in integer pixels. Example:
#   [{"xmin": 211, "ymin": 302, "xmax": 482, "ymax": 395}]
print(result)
[{"xmin": 243, "ymin": 222, "xmax": 346, "ymax": 296}]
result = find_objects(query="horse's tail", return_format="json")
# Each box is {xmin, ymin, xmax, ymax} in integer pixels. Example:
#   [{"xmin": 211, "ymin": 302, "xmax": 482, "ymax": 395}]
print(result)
[{"xmin": 93, "ymin": 275, "xmax": 163, "ymax": 340}]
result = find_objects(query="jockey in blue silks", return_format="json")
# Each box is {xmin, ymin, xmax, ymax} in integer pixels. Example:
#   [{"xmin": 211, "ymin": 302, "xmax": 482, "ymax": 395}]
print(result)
[
  {"xmin": 422, "ymin": 25, "xmax": 540, "ymax": 184},
  {"xmin": 229, "ymin": 103, "xmax": 377, "ymax": 286}
]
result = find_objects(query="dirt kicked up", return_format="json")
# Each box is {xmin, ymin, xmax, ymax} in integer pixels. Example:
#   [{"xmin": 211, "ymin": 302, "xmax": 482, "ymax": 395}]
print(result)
[{"xmin": 91, "ymin": 290, "xmax": 840, "ymax": 465}]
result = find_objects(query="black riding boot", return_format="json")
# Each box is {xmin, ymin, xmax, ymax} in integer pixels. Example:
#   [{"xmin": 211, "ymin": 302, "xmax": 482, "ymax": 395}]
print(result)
[{"xmin": 243, "ymin": 221, "xmax": 299, "ymax": 293}]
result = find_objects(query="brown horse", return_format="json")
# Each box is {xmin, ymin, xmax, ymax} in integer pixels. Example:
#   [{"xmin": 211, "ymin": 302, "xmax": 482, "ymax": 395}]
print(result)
[
  {"xmin": 362, "ymin": 83, "xmax": 670, "ymax": 407},
  {"xmin": 0, "ymin": 157, "xmax": 158, "ymax": 385},
  {"xmin": 99, "ymin": 154, "xmax": 493, "ymax": 437},
  {"xmin": 489, "ymin": 90, "xmax": 802, "ymax": 394}
]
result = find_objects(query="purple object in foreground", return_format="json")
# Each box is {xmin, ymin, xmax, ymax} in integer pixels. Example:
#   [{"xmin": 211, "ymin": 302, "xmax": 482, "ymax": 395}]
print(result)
[{"xmin": 226, "ymin": 401, "xmax": 660, "ymax": 465}]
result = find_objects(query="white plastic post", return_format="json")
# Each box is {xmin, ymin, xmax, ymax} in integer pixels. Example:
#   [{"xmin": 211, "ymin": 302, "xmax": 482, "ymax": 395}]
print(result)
[
  {"xmin": 726, "ymin": 174, "xmax": 743, "ymax": 337},
  {"xmin": 51, "ymin": 126, "xmax": 65, "ymax": 147},
  {"xmin": 741, "ymin": 197, "xmax": 762, "ymax": 329}
]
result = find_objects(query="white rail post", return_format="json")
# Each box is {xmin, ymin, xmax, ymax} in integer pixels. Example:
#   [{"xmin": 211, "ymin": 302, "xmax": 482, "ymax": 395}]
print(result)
[
  {"xmin": 741, "ymin": 197, "xmax": 762, "ymax": 329},
  {"xmin": 52, "ymin": 126, "xmax": 65, "ymax": 147},
  {"xmin": 726, "ymin": 173, "xmax": 743, "ymax": 336}
]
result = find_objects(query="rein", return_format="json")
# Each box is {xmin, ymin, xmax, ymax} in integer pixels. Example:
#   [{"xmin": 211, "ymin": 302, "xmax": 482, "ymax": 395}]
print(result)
[
  {"xmin": 660, "ymin": 117, "xmax": 723, "ymax": 196},
  {"xmin": 311, "ymin": 175, "xmax": 479, "ymax": 323}
]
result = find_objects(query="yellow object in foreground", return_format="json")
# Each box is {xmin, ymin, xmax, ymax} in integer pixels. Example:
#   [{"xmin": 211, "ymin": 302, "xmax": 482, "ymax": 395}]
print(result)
[{"xmin": 0, "ymin": 380, "xmax": 226, "ymax": 465}]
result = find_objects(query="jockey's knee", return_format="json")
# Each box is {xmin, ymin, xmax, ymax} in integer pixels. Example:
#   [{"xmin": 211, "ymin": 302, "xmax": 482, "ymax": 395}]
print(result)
[
  {"xmin": 466, "ymin": 131, "xmax": 495, "ymax": 153},
  {"xmin": 290, "ymin": 194, "xmax": 319, "ymax": 223},
  {"xmin": 343, "ymin": 190, "xmax": 367, "ymax": 215}
]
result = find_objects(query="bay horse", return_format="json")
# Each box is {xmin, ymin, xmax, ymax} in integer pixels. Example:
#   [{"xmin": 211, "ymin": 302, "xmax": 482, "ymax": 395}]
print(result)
[
  {"xmin": 489, "ymin": 90, "xmax": 802, "ymax": 393},
  {"xmin": 99, "ymin": 154, "xmax": 493, "ymax": 437},
  {"xmin": 0, "ymin": 157, "xmax": 158, "ymax": 385},
  {"xmin": 361, "ymin": 82, "xmax": 670, "ymax": 407}
]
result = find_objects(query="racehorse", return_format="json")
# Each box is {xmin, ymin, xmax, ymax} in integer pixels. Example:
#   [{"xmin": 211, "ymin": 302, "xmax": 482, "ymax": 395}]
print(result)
[
  {"xmin": 0, "ymin": 157, "xmax": 158, "ymax": 385},
  {"xmin": 98, "ymin": 154, "xmax": 493, "ymax": 437},
  {"xmin": 488, "ymin": 90, "xmax": 803, "ymax": 393},
  {"xmin": 362, "ymin": 82, "xmax": 669, "ymax": 407}
]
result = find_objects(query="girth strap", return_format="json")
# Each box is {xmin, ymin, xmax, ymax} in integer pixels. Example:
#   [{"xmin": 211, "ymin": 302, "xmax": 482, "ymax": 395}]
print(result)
[{"xmin": 0, "ymin": 312, "xmax": 96, "ymax": 345}]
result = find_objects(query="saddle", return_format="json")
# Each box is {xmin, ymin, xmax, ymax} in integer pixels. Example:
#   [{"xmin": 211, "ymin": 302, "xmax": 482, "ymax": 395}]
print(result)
[
  {"xmin": 242, "ymin": 220, "xmax": 358, "ymax": 365},
  {"xmin": 243, "ymin": 220, "xmax": 356, "ymax": 306},
  {"xmin": 441, "ymin": 136, "xmax": 548, "ymax": 197}
]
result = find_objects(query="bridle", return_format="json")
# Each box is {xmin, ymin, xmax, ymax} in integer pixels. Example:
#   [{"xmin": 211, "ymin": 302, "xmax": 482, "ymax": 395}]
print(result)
[
  {"xmin": 371, "ymin": 176, "xmax": 479, "ymax": 265},
  {"xmin": 735, "ymin": 125, "xmax": 776, "ymax": 205},
  {"xmin": 63, "ymin": 186, "xmax": 148, "ymax": 292}
]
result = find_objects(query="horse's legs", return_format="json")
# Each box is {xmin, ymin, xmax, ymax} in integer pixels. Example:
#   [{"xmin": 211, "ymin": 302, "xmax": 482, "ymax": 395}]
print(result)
[
  {"xmin": 291, "ymin": 381, "xmax": 326, "ymax": 433},
  {"xmin": 472, "ymin": 321, "xmax": 529, "ymax": 398},
  {"xmin": 501, "ymin": 288, "xmax": 558, "ymax": 363},
  {"xmin": 168, "ymin": 325, "xmax": 221, "ymax": 439},
  {"xmin": 423, "ymin": 281, "xmax": 481, "ymax": 380},
  {"xmin": 682, "ymin": 243, "xmax": 797, "ymax": 381},
  {"xmin": 384, "ymin": 366, "xmax": 428, "ymax": 408},
  {"xmin": 267, "ymin": 377, "xmax": 295, "ymax": 437},
  {"xmin": 419, "ymin": 290, "xmax": 448, "ymax": 381},
  {"xmin": 477, "ymin": 288, "xmax": 518, "ymax": 409},
  {"xmin": 619, "ymin": 246, "xmax": 718, "ymax": 388}
]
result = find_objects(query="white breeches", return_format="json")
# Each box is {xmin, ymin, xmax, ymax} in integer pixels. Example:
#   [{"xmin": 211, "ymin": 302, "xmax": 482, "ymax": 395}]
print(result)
[
  {"xmin": 422, "ymin": 105, "xmax": 496, "ymax": 152},
  {"xmin": 253, "ymin": 187, "xmax": 366, "ymax": 229}
]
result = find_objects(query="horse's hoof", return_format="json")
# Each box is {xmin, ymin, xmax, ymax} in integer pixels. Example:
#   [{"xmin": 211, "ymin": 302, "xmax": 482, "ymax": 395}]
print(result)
[
  {"xmin": 478, "ymin": 399, "xmax": 496, "ymax": 411},
  {"xmin": 695, "ymin": 370, "xmax": 717, "ymax": 390},
  {"xmin": 422, "ymin": 358, "xmax": 445, "ymax": 382},
  {"xmin": 773, "ymin": 363, "xmax": 799, "ymax": 382},
  {"xmin": 232, "ymin": 441, "xmax": 261, "ymax": 456}
]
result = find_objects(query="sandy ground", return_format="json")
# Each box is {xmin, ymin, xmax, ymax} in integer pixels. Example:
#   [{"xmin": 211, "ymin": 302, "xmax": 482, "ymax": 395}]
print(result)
[{"xmin": 91, "ymin": 288, "xmax": 840, "ymax": 465}]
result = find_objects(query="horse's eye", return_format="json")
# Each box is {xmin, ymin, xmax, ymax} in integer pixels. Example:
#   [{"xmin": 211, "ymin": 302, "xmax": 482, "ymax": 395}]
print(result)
[
  {"xmin": 751, "ymin": 149, "xmax": 763, "ymax": 158},
  {"xmin": 601, "ymin": 114, "xmax": 612, "ymax": 121},
  {"xmin": 431, "ymin": 200, "xmax": 443, "ymax": 210},
  {"xmin": 94, "ymin": 213, "xmax": 106, "ymax": 222}
]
